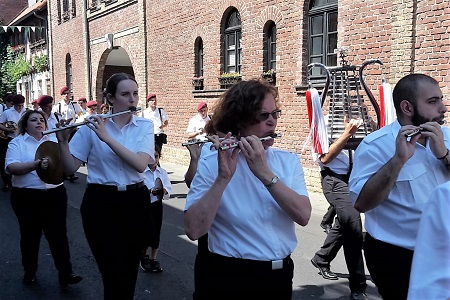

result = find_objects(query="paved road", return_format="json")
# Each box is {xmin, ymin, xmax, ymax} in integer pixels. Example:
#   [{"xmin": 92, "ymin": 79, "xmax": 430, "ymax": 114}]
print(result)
[{"xmin": 0, "ymin": 162, "xmax": 381, "ymax": 299}]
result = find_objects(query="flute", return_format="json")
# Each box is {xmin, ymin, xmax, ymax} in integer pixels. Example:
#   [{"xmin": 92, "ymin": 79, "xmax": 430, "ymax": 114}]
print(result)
[
  {"xmin": 404, "ymin": 120, "xmax": 448, "ymax": 138},
  {"xmin": 43, "ymin": 107, "xmax": 142, "ymax": 135},
  {"xmin": 181, "ymin": 137, "xmax": 227, "ymax": 146},
  {"xmin": 218, "ymin": 133, "xmax": 282, "ymax": 151}
]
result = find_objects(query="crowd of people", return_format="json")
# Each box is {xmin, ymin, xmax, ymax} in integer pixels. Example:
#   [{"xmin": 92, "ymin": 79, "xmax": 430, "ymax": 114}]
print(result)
[{"xmin": 0, "ymin": 72, "xmax": 448, "ymax": 300}]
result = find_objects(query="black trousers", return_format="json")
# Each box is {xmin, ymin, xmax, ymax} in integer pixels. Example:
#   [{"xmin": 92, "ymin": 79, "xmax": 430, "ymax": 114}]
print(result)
[
  {"xmin": 321, "ymin": 204, "xmax": 336, "ymax": 225},
  {"xmin": 81, "ymin": 184, "xmax": 152, "ymax": 300},
  {"xmin": 204, "ymin": 252, "xmax": 294, "ymax": 299},
  {"xmin": 193, "ymin": 233, "xmax": 209, "ymax": 300},
  {"xmin": 313, "ymin": 174, "xmax": 367, "ymax": 293},
  {"xmin": 10, "ymin": 185, "xmax": 73, "ymax": 275},
  {"xmin": 148, "ymin": 200, "xmax": 163, "ymax": 249},
  {"xmin": 364, "ymin": 233, "xmax": 413, "ymax": 300},
  {"xmin": 0, "ymin": 137, "xmax": 12, "ymax": 187},
  {"xmin": 154, "ymin": 134, "xmax": 164, "ymax": 151}
]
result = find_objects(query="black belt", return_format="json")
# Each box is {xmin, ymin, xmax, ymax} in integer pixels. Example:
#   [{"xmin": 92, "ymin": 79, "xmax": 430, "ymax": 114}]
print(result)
[
  {"xmin": 320, "ymin": 167, "xmax": 350, "ymax": 183},
  {"xmin": 209, "ymin": 252, "xmax": 291, "ymax": 271},
  {"xmin": 88, "ymin": 181, "xmax": 145, "ymax": 192}
]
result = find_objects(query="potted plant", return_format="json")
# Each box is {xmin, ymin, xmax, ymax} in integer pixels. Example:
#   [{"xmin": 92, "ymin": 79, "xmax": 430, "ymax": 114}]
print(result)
[
  {"xmin": 261, "ymin": 69, "xmax": 276, "ymax": 84},
  {"xmin": 192, "ymin": 76, "xmax": 204, "ymax": 90},
  {"xmin": 218, "ymin": 72, "xmax": 242, "ymax": 88}
]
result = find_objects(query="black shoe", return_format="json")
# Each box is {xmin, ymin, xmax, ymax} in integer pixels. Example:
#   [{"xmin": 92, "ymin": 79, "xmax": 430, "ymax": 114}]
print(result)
[
  {"xmin": 320, "ymin": 222, "xmax": 332, "ymax": 234},
  {"xmin": 311, "ymin": 258, "xmax": 338, "ymax": 280},
  {"xmin": 149, "ymin": 259, "xmax": 163, "ymax": 273},
  {"xmin": 59, "ymin": 273, "xmax": 82, "ymax": 288},
  {"xmin": 351, "ymin": 291, "xmax": 368, "ymax": 300},
  {"xmin": 23, "ymin": 271, "xmax": 36, "ymax": 286}
]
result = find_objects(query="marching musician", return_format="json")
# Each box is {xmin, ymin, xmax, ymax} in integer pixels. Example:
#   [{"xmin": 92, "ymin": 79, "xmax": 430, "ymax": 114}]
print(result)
[
  {"xmin": 186, "ymin": 102, "xmax": 210, "ymax": 141},
  {"xmin": 140, "ymin": 144, "xmax": 172, "ymax": 273},
  {"xmin": 77, "ymin": 100, "xmax": 98, "ymax": 123},
  {"xmin": 349, "ymin": 73, "xmax": 450, "ymax": 299},
  {"xmin": 77, "ymin": 97, "xmax": 88, "ymax": 114},
  {"xmin": 142, "ymin": 93, "xmax": 169, "ymax": 151},
  {"xmin": 310, "ymin": 116, "xmax": 368, "ymax": 300},
  {"xmin": 37, "ymin": 95, "xmax": 59, "ymax": 137},
  {"xmin": 5, "ymin": 109, "xmax": 82, "ymax": 287},
  {"xmin": 52, "ymin": 86, "xmax": 82, "ymax": 125},
  {"xmin": 184, "ymin": 79, "xmax": 312, "ymax": 299},
  {"xmin": 56, "ymin": 73, "xmax": 154, "ymax": 300},
  {"xmin": 0, "ymin": 94, "xmax": 27, "ymax": 191}
]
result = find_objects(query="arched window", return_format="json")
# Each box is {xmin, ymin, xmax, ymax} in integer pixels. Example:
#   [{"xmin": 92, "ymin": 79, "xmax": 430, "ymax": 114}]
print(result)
[
  {"xmin": 263, "ymin": 21, "xmax": 276, "ymax": 72},
  {"xmin": 223, "ymin": 9, "xmax": 241, "ymax": 74},
  {"xmin": 65, "ymin": 54, "xmax": 73, "ymax": 98},
  {"xmin": 195, "ymin": 37, "xmax": 204, "ymax": 78},
  {"xmin": 308, "ymin": 0, "xmax": 338, "ymax": 77}
]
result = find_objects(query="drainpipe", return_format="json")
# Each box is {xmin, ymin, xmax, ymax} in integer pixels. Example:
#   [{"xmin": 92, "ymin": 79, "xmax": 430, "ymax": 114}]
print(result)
[{"xmin": 83, "ymin": 0, "xmax": 92, "ymax": 100}]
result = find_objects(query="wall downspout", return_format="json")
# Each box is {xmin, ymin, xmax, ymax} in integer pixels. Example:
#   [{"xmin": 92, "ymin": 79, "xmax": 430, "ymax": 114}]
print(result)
[{"xmin": 83, "ymin": 0, "xmax": 92, "ymax": 99}]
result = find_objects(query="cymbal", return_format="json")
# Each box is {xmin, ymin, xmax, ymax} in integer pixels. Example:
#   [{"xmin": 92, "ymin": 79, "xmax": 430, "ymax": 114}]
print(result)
[
  {"xmin": 35, "ymin": 141, "xmax": 65, "ymax": 184},
  {"xmin": 154, "ymin": 177, "xmax": 163, "ymax": 201}
]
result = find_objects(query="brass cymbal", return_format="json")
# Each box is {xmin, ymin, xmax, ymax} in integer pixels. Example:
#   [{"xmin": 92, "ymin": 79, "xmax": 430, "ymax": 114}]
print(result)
[
  {"xmin": 35, "ymin": 141, "xmax": 65, "ymax": 184},
  {"xmin": 154, "ymin": 177, "xmax": 163, "ymax": 201}
]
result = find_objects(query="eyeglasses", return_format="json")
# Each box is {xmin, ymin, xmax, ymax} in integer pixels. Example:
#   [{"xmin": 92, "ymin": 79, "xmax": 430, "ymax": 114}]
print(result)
[{"xmin": 257, "ymin": 109, "xmax": 281, "ymax": 121}]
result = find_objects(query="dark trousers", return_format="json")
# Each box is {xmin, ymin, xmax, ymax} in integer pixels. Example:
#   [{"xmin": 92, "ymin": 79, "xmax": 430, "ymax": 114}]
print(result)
[
  {"xmin": 204, "ymin": 252, "xmax": 294, "ymax": 299},
  {"xmin": 364, "ymin": 233, "xmax": 413, "ymax": 300},
  {"xmin": 148, "ymin": 200, "xmax": 163, "ymax": 249},
  {"xmin": 313, "ymin": 174, "xmax": 367, "ymax": 293},
  {"xmin": 81, "ymin": 184, "xmax": 152, "ymax": 300},
  {"xmin": 10, "ymin": 185, "xmax": 73, "ymax": 275},
  {"xmin": 193, "ymin": 233, "xmax": 209, "ymax": 300},
  {"xmin": 321, "ymin": 204, "xmax": 336, "ymax": 225},
  {"xmin": 0, "ymin": 137, "xmax": 12, "ymax": 187},
  {"xmin": 155, "ymin": 134, "xmax": 164, "ymax": 151}
]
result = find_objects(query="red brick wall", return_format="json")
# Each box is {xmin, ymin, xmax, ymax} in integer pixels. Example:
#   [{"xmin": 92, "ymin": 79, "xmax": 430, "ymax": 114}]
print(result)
[{"xmin": 48, "ymin": 0, "xmax": 449, "ymax": 190}]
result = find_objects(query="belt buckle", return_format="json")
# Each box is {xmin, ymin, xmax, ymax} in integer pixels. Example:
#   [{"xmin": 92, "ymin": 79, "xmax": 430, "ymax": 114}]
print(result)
[
  {"xmin": 271, "ymin": 259, "xmax": 283, "ymax": 270},
  {"xmin": 117, "ymin": 185, "xmax": 127, "ymax": 191}
]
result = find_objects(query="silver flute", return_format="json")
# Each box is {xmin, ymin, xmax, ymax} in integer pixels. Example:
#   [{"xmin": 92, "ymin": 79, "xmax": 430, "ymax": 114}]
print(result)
[
  {"xmin": 43, "ymin": 107, "xmax": 142, "ymax": 135},
  {"xmin": 218, "ymin": 133, "xmax": 282, "ymax": 151},
  {"xmin": 181, "ymin": 137, "xmax": 226, "ymax": 146},
  {"xmin": 404, "ymin": 120, "xmax": 448, "ymax": 138}
]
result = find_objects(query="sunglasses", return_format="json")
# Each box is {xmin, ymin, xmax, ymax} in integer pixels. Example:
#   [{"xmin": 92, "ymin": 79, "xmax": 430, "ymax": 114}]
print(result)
[{"xmin": 257, "ymin": 109, "xmax": 281, "ymax": 121}]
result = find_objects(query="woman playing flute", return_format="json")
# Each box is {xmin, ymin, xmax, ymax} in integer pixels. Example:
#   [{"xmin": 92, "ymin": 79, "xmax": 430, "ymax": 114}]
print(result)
[
  {"xmin": 56, "ymin": 73, "xmax": 154, "ymax": 300},
  {"xmin": 184, "ymin": 79, "xmax": 312, "ymax": 299}
]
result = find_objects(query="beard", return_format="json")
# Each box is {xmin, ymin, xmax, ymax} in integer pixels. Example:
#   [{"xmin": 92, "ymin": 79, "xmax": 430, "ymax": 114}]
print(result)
[{"xmin": 411, "ymin": 111, "xmax": 430, "ymax": 126}]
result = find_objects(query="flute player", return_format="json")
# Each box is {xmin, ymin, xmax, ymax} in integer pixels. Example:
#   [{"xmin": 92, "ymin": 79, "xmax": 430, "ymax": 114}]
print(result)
[
  {"xmin": 56, "ymin": 73, "xmax": 154, "ymax": 300},
  {"xmin": 349, "ymin": 73, "xmax": 450, "ymax": 299},
  {"xmin": 184, "ymin": 79, "xmax": 312, "ymax": 299}
]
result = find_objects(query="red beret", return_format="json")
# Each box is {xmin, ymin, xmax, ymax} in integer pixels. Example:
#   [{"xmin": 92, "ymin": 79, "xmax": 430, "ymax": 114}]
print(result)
[
  {"xmin": 146, "ymin": 94, "xmax": 156, "ymax": 102},
  {"xmin": 37, "ymin": 95, "xmax": 54, "ymax": 107},
  {"xmin": 31, "ymin": 99, "xmax": 38, "ymax": 104},
  {"xmin": 197, "ymin": 102, "xmax": 207, "ymax": 111},
  {"xmin": 12, "ymin": 94, "xmax": 25, "ymax": 104},
  {"xmin": 87, "ymin": 100, "xmax": 98, "ymax": 108},
  {"xmin": 78, "ymin": 97, "xmax": 87, "ymax": 102},
  {"xmin": 100, "ymin": 103, "xmax": 106, "ymax": 110},
  {"xmin": 60, "ymin": 86, "xmax": 69, "ymax": 95}
]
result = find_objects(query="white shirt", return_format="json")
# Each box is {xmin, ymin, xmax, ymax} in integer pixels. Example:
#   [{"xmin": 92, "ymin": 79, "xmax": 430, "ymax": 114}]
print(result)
[
  {"xmin": 186, "ymin": 113, "xmax": 210, "ymax": 140},
  {"xmin": 143, "ymin": 165, "xmax": 172, "ymax": 203},
  {"xmin": 5, "ymin": 133, "xmax": 62, "ymax": 189},
  {"xmin": 185, "ymin": 148, "xmax": 309, "ymax": 261},
  {"xmin": 142, "ymin": 107, "xmax": 169, "ymax": 135},
  {"xmin": 349, "ymin": 120, "xmax": 450, "ymax": 250},
  {"xmin": 407, "ymin": 182, "xmax": 450, "ymax": 300},
  {"xmin": 53, "ymin": 101, "xmax": 82, "ymax": 124},
  {"xmin": 0, "ymin": 107, "xmax": 26, "ymax": 138},
  {"xmin": 69, "ymin": 115, "xmax": 154, "ymax": 185}
]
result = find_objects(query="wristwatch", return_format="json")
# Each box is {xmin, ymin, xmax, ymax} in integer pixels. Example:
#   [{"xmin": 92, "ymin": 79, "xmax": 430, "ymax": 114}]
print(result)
[{"xmin": 265, "ymin": 176, "xmax": 279, "ymax": 189}]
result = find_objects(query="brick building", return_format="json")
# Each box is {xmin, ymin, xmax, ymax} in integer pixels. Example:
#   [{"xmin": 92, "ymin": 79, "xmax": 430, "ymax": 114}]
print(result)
[{"xmin": 48, "ymin": 0, "xmax": 449, "ymax": 191}]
